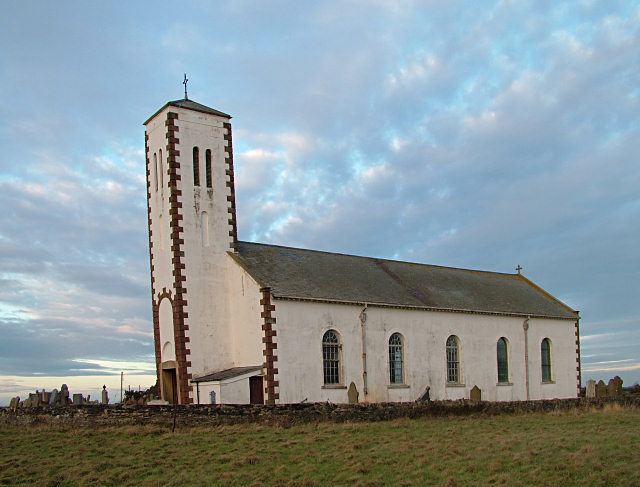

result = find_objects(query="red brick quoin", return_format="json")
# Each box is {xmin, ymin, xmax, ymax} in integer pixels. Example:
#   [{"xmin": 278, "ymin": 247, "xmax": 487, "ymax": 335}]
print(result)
[
  {"xmin": 260, "ymin": 288, "xmax": 279, "ymax": 405},
  {"xmin": 166, "ymin": 112, "xmax": 192, "ymax": 404}
]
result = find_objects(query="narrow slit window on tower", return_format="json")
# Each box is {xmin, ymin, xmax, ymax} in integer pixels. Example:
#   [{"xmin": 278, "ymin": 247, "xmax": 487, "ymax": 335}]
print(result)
[
  {"xmin": 153, "ymin": 153, "xmax": 158, "ymax": 191},
  {"xmin": 193, "ymin": 146, "xmax": 200, "ymax": 186},
  {"xmin": 159, "ymin": 149, "xmax": 164, "ymax": 190},
  {"xmin": 205, "ymin": 149, "xmax": 212, "ymax": 188}
]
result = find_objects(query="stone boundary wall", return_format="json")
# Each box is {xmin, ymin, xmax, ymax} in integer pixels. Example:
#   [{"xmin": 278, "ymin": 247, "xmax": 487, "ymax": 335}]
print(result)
[{"xmin": 2, "ymin": 397, "xmax": 639, "ymax": 428}]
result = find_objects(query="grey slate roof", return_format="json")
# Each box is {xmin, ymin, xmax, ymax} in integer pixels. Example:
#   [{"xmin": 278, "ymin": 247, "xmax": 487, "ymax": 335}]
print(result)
[
  {"xmin": 231, "ymin": 241, "xmax": 578, "ymax": 319},
  {"xmin": 144, "ymin": 98, "xmax": 231, "ymax": 124},
  {"xmin": 192, "ymin": 365, "xmax": 262, "ymax": 383}
]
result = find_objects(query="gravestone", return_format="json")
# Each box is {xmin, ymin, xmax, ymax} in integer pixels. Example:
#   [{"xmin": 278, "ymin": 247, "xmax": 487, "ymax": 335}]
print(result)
[
  {"xmin": 470, "ymin": 385, "xmax": 481, "ymax": 402},
  {"xmin": 613, "ymin": 376, "xmax": 623, "ymax": 396},
  {"xmin": 9, "ymin": 397, "xmax": 20, "ymax": 410},
  {"xmin": 72, "ymin": 394, "xmax": 84, "ymax": 406},
  {"xmin": 417, "ymin": 386, "xmax": 431, "ymax": 402},
  {"xmin": 347, "ymin": 382, "xmax": 359, "ymax": 404},
  {"xmin": 28, "ymin": 392, "xmax": 41, "ymax": 407},
  {"xmin": 41, "ymin": 391, "xmax": 51, "ymax": 405},
  {"xmin": 50, "ymin": 389, "xmax": 59, "ymax": 405},
  {"xmin": 101, "ymin": 385, "xmax": 109, "ymax": 405},
  {"xmin": 596, "ymin": 380, "xmax": 607, "ymax": 398},
  {"xmin": 60, "ymin": 384, "xmax": 70, "ymax": 405},
  {"xmin": 607, "ymin": 379, "xmax": 618, "ymax": 397},
  {"xmin": 585, "ymin": 379, "xmax": 596, "ymax": 398}
]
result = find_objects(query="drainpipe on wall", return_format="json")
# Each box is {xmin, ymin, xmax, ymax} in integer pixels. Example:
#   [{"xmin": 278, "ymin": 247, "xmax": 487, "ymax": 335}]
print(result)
[
  {"xmin": 359, "ymin": 304, "xmax": 369, "ymax": 399},
  {"xmin": 523, "ymin": 316, "xmax": 531, "ymax": 401}
]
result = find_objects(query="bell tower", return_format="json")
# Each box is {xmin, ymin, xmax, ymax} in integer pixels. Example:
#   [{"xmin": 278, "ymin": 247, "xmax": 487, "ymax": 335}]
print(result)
[{"xmin": 144, "ymin": 96, "xmax": 237, "ymax": 404}]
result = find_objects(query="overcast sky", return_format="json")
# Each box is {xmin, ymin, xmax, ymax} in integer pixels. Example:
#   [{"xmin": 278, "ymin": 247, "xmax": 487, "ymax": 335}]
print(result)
[{"xmin": 0, "ymin": 1, "xmax": 638, "ymax": 404}]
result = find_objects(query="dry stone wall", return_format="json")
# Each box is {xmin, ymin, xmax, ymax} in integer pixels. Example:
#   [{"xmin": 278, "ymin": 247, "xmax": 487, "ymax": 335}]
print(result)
[{"xmin": 2, "ymin": 397, "xmax": 639, "ymax": 428}]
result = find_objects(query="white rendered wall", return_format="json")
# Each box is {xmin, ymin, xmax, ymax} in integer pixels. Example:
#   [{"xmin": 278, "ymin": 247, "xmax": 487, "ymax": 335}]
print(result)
[
  {"xmin": 226, "ymin": 257, "xmax": 264, "ymax": 368},
  {"xmin": 147, "ymin": 109, "xmax": 178, "ymax": 367},
  {"xmin": 193, "ymin": 375, "xmax": 255, "ymax": 405},
  {"xmin": 273, "ymin": 299, "xmax": 577, "ymax": 404}
]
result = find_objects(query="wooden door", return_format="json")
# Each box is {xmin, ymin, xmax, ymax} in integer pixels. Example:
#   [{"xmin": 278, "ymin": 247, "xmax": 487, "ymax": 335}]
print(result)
[
  {"xmin": 162, "ymin": 369, "xmax": 178, "ymax": 404},
  {"xmin": 249, "ymin": 376, "xmax": 264, "ymax": 404}
]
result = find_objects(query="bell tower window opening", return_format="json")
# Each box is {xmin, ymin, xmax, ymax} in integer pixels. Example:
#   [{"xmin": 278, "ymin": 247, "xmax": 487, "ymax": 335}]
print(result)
[
  {"xmin": 193, "ymin": 147, "xmax": 200, "ymax": 186},
  {"xmin": 205, "ymin": 149, "xmax": 212, "ymax": 188}
]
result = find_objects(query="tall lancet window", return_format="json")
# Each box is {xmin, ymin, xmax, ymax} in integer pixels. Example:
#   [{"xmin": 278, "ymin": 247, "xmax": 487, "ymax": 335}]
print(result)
[
  {"xmin": 193, "ymin": 146, "xmax": 200, "ymax": 186},
  {"xmin": 205, "ymin": 149, "xmax": 212, "ymax": 188},
  {"xmin": 322, "ymin": 330, "xmax": 341, "ymax": 385},
  {"xmin": 497, "ymin": 337, "xmax": 509, "ymax": 383},
  {"xmin": 388, "ymin": 333, "xmax": 404, "ymax": 384},
  {"xmin": 541, "ymin": 338, "xmax": 552, "ymax": 382},
  {"xmin": 446, "ymin": 335, "xmax": 460, "ymax": 383}
]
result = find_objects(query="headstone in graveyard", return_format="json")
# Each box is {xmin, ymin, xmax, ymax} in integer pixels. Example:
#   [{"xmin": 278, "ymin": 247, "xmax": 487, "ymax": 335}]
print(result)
[
  {"xmin": 41, "ymin": 390, "xmax": 51, "ymax": 405},
  {"xmin": 417, "ymin": 386, "xmax": 431, "ymax": 402},
  {"xmin": 347, "ymin": 382, "xmax": 359, "ymax": 404},
  {"xmin": 60, "ymin": 384, "xmax": 70, "ymax": 405},
  {"xmin": 607, "ymin": 379, "xmax": 618, "ymax": 397},
  {"xmin": 596, "ymin": 380, "xmax": 607, "ymax": 398},
  {"xmin": 9, "ymin": 397, "xmax": 20, "ymax": 410},
  {"xmin": 470, "ymin": 385, "xmax": 482, "ymax": 402},
  {"xmin": 72, "ymin": 394, "xmax": 83, "ymax": 406},
  {"xmin": 585, "ymin": 379, "xmax": 596, "ymax": 398},
  {"xmin": 613, "ymin": 376, "xmax": 623, "ymax": 396},
  {"xmin": 28, "ymin": 392, "xmax": 41, "ymax": 408},
  {"xmin": 50, "ymin": 389, "xmax": 59, "ymax": 406},
  {"xmin": 101, "ymin": 385, "xmax": 109, "ymax": 405}
]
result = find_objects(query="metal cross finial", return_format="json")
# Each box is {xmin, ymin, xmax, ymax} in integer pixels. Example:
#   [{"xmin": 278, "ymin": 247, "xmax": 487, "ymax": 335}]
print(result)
[
  {"xmin": 516, "ymin": 265, "xmax": 523, "ymax": 274},
  {"xmin": 183, "ymin": 73, "xmax": 189, "ymax": 100}
]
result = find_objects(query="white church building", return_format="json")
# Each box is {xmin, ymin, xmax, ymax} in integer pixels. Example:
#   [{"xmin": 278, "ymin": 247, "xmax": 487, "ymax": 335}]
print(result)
[{"xmin": 144, "ymin": 97, "xmax": 581, "ymax": 405}]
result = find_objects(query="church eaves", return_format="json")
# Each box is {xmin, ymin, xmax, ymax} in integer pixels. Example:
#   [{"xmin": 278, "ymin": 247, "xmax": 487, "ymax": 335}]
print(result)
[
  {"xmin": 144, "ymin": 98, "xmax": 231, "ymax": 125},
  {"xmin": 229, "ymin": 241, "xmax": 579, "ymax": 320}
]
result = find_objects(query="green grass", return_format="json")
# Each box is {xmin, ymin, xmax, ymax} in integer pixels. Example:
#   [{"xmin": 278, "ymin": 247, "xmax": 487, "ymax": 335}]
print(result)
[{"xmin": 1, "ymin": 406, "xmax": 639, "ymax": 486}]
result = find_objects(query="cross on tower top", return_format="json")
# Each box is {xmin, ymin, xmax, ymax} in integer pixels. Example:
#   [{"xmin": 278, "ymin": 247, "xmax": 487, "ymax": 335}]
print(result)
[
  {"xmin": 516, "ymin": 265, "xmax": 523, "ymax": 274},
  {"xmin": 183, "ymin": 73, "xmax": 189, "ymax": 100}
]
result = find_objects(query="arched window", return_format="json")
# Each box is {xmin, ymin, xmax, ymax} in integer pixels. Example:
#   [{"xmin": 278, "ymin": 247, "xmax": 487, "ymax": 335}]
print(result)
[
  {"xmin": 205, "ymin": 149, "xmax": 212, "ymax": 188},
  {"xmin": 158, "ymin": 149, "xmax": 164, "ymax": 190},
  {"xmin": 497, "ymin": 337, "xmax": 509, "ymax": 383},
  {"xmin": 193, "ymin": 147, "xmax": 200, "ymax": 186},
  {"xmin": 541, "ymin": 338, "xmax": 552, "ymax": 382},
  {"xmin": 446, "ymin": 335, "xmax": 460, "ymax": 383},
  {"xmin": 153, "ymin": 153, "xmax": 158, "ymax": 191},
  {"xmin": 388, "ymin": 333, "xmax": 404, "ymax": 384},
  {"xmin": 322, "ymin": 330, "xmax": 341, "ymax": 385}
]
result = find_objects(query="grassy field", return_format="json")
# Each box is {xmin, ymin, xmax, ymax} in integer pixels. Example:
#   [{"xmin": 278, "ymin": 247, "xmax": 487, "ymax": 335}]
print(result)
[{"xmin": 1, "ymin": 406, "xmax": 639, "ymax": 486}]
